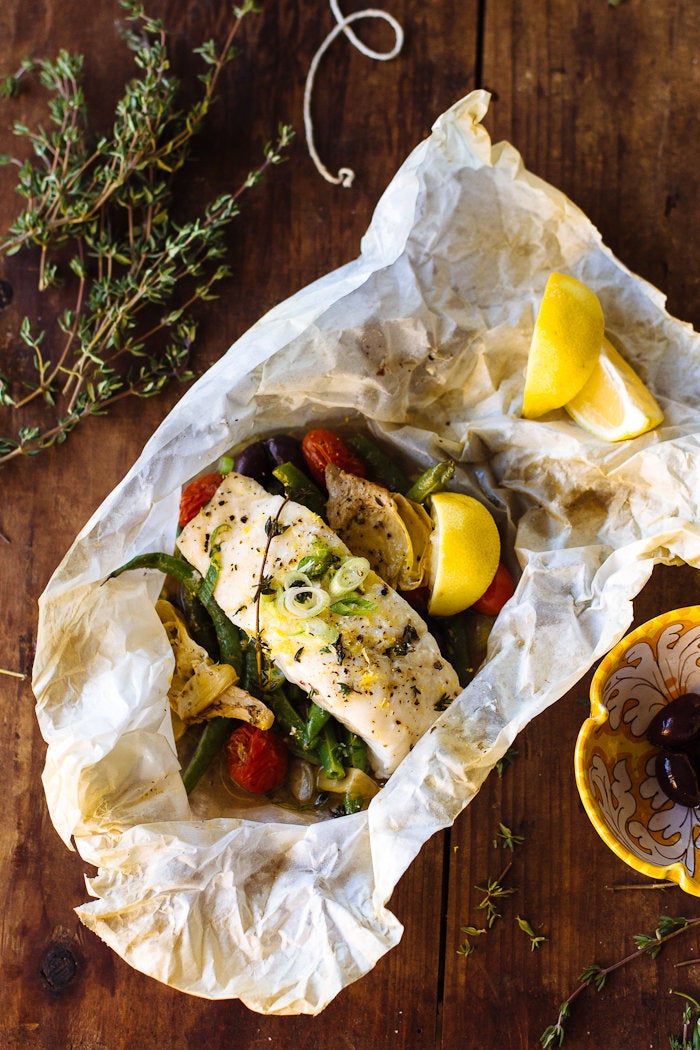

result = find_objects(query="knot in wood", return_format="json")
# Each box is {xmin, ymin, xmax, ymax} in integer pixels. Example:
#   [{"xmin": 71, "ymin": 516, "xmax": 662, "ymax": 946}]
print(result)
[{"xmin": 41, "ymin": 943, "xmax": 78, "ymax": 989}]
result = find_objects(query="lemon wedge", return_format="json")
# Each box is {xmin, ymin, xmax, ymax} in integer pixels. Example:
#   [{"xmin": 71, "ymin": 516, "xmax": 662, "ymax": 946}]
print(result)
[
  {"xmin": 522, "ymin": 273, "xmax": 605, "ymax": 418},
  {"xmin": 565, "ymin": 335, "xmax": 664, "ymax": 441},
  {"xmin": 427, "ymin": 492, "xmax": 500, "ymax": 617}
]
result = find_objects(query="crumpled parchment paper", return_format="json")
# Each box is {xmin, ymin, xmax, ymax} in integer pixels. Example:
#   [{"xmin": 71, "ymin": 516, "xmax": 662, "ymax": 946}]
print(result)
[{"xmin": 33, "ymin": 90, "xmax": 700, "ymax": 1013}]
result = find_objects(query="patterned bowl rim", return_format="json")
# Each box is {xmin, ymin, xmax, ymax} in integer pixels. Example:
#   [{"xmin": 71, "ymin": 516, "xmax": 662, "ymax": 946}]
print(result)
[{"xmin": 574, "ymin": 606, "xmax": 700, "ymax": 895}]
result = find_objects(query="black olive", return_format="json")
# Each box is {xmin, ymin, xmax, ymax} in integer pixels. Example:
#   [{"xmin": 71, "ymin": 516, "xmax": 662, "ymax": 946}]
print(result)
[
  {"xmin": 646, "ymin": 693, "xmax": 700, "ymax": 750},
  {"xmin": 655, "ymin": 749, "xmax": 700, "ymax": 808},
  {"xmin": 265, "ymin": 434, "xmax": 306, "ymax": 472},
  {"xmin": 233, "ymin": 439, "xmax": 275, "ymax": 485}
]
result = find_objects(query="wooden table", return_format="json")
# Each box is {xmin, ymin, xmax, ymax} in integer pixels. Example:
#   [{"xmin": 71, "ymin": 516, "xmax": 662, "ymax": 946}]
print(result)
[{"xmin": 2, "ymin": 1, "xmax": 700, "ymax": 1046}]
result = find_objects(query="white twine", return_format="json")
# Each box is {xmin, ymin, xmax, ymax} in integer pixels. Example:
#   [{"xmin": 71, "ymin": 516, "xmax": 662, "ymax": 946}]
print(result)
[{"xmin": 303, "ymin": 0, "xmax": 404, "ymax": 188}]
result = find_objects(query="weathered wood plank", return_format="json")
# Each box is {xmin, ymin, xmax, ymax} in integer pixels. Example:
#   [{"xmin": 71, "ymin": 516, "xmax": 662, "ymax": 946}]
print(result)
[
  {"xmin": 440, "ymin": 1, "xmax": 700, "ymax": 1044},
  {"xmin": 0, "ymin": 1, "xmax": 480, "ymax": 1046}
]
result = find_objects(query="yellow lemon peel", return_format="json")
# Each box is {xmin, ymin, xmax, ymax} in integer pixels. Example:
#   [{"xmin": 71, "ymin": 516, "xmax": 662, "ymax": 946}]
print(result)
[
  {"xmin": 426, "ymin": 492, "xmax": 500, "ymax": 617},
  {"xmin": 565, "ymin": 335, "xmax": 664, "ymax": 441},
  {"xmin": 522, "ymin": 272, "xmax": 605, "ymax": 418}
]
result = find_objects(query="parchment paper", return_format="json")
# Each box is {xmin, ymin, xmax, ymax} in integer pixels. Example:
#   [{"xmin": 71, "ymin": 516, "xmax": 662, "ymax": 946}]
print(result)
[{"xmin": 33, "ymin": 90, "xmax": 700, "ymax": 1013}]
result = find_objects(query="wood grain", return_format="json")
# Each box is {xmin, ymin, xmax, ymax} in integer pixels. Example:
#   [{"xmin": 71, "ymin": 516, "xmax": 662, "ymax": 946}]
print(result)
[{"xmin": 1, "ymin": 2, "xmax": 699, "ymax": 1047}]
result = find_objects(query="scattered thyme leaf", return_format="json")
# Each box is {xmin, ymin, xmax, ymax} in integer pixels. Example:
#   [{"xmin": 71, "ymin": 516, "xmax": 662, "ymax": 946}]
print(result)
[
  {"xmin": 456, "ymin": 925, "xmax": 487, "ymax": 957},
  {"xmin": 516, "ymin": 915, "xmax": 547, "ymax": 951},
  {"xmin": 495, "ymin": 745, "xmax": 519, "ymax": 777},
  {"xmin": 497, "ymin": 822, "xmax": 524, "ymax": 851}
]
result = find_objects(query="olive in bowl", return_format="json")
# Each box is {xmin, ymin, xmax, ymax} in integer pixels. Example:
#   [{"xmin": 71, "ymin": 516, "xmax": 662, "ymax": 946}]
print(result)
[{"xmin": 574, "ymin": 607, "xmax": 700, "ymax": 895}]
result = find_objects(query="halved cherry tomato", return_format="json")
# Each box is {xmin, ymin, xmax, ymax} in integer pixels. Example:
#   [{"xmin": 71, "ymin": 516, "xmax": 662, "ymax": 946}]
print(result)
[
  {"xmin": 472, "ymin": 562, "xmax": 515, "ymax": 616},
  {"xmin": 225, "ymin": 724, "xmax": 289, "ymax": 794},
  {"xmin": 301, "ymin": 428, "xmax": 366, "ymax": 488},
  {"xmin": 178, "ymin": 472, "xmax": 223, "ymax": 528}
]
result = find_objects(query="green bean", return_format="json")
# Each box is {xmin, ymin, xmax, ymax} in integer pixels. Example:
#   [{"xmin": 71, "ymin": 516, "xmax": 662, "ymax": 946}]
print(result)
[
  {"xmin": 181, "ymin": 716, "xmax": 234, "ymax": 795},
  {"xmin": 198, "ymin": 522, "xmax": 229, "ymax": 607},
  {"xmin": 302, "ymin": 701, "xmax": 331, "ymax": 750},
  {"xmin": 272, "ymin": 461, "xmax": 327, "ymax": 520},
  {"xmin": 469, "ymin": 611, "xmax": 496, "ymax": 673},
  {"xmin": 340, "ymin": 729, "xmax": 369, "ymax": 813},
  {"xmin": 110, "ymin": 550, "xmax": 243, "ymax": 675},
  {"xmin": 179, "ymin": 584, "xmax": 219, "ymax": 659},
  {"xmin": 211, "ymin": 610, "xmax": 243, "ymax": 673},
  {"xmin": 346, "ymin": 433, "xmax": 410, "ymax": 493},
  {"xmin": 344, "ymin": 730, "xmax": 368, "ymax": 773},
  {"xmin": 435, "ymin": 610, "xmax": 475, "ymax": 688},
  {"xmin": 240, "ymin": 648, "xmax": 313, "ymax": 752},
  {"xmin": 317, "ymin": 721, "xmax": 345, "ymax": 779},
  {"xmin": 404, "ymin": 460, "xmax": 456, "ymax": 504},
  {"xmin": 437, "ymin": 609, "xmax": 495, "ymax": 687},
  {"xmin": 265, "ymin": 687, "xmax": 307, "ymax": 742},
  {"xmin": 217, "ymin": 454, "xmax": 234, "ymax": 475},
  {"xmin": 111, "ymin": 550, "xmax": 248, "ymax": 794},
  {"xmin": 242, "ymin": 643, "xmax": 286, "ymax": 695},
  {"xmin": 111, "ymin": 550, "xmax": 202, "ymax": 591}
]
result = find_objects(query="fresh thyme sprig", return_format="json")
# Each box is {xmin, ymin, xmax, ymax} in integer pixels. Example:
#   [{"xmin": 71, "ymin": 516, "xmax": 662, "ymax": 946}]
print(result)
[
  {"xmin": 670, "ymin": 991, "xmax": 700, "ymax": 1050},
  {"xmin": 541, "ymin": 915, "xmax": 700, "ymax": 1047},
  {"xmin": 253, "ymin": 503, "xmax": 290, "ymax": 680},
  {"xmin": 0, "ymin": 0, "xmax": 293, "ymax": 466}
]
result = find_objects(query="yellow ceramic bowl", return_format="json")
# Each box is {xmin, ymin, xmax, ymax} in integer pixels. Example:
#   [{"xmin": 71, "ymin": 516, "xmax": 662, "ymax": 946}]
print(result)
[{"xmin": 575, "ymin": 607, "xmax": 700, "ymax": 895}]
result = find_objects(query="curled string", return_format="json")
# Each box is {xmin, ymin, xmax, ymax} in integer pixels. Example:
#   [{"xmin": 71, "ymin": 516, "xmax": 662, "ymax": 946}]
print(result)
[{"xmin": 303, "ymin": 0, "xmax": 404, "ymax": 188}]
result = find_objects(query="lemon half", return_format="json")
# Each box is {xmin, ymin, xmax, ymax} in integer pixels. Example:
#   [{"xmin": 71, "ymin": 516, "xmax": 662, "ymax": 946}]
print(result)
[
  {"xmin": 522, "ymin": 273, "xmax": 605, "ymax": 418},
  {"xmin": 427, "ymin": 492, "xmax": 500, "ymax": 617},
  {"xmin": 565, "ymin": 336, "xmax": 664, "ymax": 441}
]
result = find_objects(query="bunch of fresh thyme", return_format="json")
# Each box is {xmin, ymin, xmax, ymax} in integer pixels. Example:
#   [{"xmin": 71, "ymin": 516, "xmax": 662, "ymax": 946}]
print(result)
[{"xmin": 0, "ymin": 0, "xmax": 293, "ymax": 467}]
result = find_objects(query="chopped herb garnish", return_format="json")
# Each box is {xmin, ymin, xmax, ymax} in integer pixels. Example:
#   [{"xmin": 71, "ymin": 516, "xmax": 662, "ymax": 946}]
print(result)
[
  {"xmin": 434, "ymin": 694, "xmax": 453, "ymax": 712},
  {"xmin": 330, "ymin": 595, "xmax": 377, "ymax": 616},
  {"xmin": 297, "ymin": 539, "xmax": 340, "ymax": 578},
  {"xmin": 385, "ymin": 622, "xmax": 419, "ymax": 657}
]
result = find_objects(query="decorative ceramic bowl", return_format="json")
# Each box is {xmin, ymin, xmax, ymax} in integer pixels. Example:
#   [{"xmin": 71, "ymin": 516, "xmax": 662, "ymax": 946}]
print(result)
[{"xmin": 575, "ymin": 607, "xmax": 700, "ymax": 895}]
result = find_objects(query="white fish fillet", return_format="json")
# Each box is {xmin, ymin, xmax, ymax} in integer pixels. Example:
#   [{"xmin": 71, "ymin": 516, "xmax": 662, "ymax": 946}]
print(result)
[{"xmin": 176, "ymin": 472, "xmax": 459, "ymax": 778}]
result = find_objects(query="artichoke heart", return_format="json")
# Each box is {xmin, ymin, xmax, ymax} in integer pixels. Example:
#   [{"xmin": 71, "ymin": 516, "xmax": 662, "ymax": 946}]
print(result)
[
  {"xmin": 155, "ymin": 600, "xmax": 273, "ymax": 735},
  {"xmin": 325, "ymin": 465, "xmax": 431, "ymax": 590}
]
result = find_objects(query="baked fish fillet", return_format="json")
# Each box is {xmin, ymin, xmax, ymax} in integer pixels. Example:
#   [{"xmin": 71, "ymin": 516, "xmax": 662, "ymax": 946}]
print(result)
[{"xmin": 176, "ymin": 472, "xmax": 459, "ymax": 778}]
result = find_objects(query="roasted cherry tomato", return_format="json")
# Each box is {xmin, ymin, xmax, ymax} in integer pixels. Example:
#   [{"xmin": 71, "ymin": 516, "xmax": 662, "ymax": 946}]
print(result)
[
  {"xmin": 301, "ymin": 428, "xmax": 366, "ymax": 488},
  {"xmin": 225, "ymin": 724, "xmax": 289, "ymax": 794},
  {"xmin": 472, "ymin": 562, "xmax": 515, "ymax": 616},
  {"xmin": 178, "ymin": 472, "xmax": 223, "ymax": 528}
]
